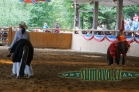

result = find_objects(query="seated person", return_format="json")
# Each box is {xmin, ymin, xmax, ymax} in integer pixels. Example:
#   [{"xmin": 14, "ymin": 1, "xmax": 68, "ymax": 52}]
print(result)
[
  {"xmin": 54, "ymin": 22, "xmax": 60, "ymax": 33},
  {"xmin": 43, "ymin": 23, "xmax": 49, "ymax": 32},
  {"xmin": 43, "ymin": 22, "xmax": 49, "ymax": 28}
]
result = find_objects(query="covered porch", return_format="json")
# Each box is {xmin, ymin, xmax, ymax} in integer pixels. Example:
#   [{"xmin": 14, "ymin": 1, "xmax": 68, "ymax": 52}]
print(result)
[
  {"xmin": 71, "ymin": 0, "xmax": 139, "ymax": 30},
  {"xmin": 71, "ymin": 0, "xmax": 139, "ymax": 57}
]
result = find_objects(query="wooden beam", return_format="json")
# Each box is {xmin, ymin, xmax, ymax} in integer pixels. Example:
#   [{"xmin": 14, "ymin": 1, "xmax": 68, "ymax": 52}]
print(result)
[
  {"xmin": 93, "ymin": 1, "xmax": 99, "ymax": 29},
  {"xmin": 116, "ymin": 0, "xmax": 123, "ymax": 31}
]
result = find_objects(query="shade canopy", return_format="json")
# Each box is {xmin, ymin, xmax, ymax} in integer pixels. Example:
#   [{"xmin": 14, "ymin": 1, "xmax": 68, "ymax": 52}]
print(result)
[
  {"xmin": 72, "ymin": 0, "xmax": 139, "ymax": 7},
  {"xmin": 20, "ymin": 0, "xmax": 50, "ymax": 4}
]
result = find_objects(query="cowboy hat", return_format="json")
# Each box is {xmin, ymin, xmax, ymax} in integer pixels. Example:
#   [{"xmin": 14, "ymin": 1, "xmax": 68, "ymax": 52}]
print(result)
[{"xmin": 19, "ymin": 21, "xmax": 28, "ymax": 29}]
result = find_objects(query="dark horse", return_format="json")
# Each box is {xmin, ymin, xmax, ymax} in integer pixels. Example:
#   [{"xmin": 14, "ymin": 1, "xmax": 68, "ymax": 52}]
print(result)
[
  {"xmin": 11, "ymin": 39, "xmax": 34, "ymax": 78},
  {"xmin": 107, "ymin": 41, "xmax": 130, "ymax": 66}
]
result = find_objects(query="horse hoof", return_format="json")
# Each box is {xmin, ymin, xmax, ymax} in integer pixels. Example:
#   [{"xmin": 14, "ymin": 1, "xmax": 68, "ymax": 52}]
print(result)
[
  {"xmin": 27, "ymin": 75, "xmax": 33, "ymax": 78},
  {"xmin": 11, "ymin": 73, "xmax": 16, "ymax": 76},
  {"xmin": 108, "ymin": 64, "xmax": 113, "ymax": 66},
  {"xmin": 122, "ymin": 64, "xmax": 126, "ymax": 66},
  {"xmin": 116, "ymin": 64, "xmax": 119, "ymax": 67},
  {"xmin": 16, "ymin": 76, "xmax": 20, "ymax": 79},
  {"xmin": 110, "ymin": 64, "xmax": 113, "ymax": 66},
  {"xmin": 16, "ymin": 76, "xmax": 23, "ymax": 79}
]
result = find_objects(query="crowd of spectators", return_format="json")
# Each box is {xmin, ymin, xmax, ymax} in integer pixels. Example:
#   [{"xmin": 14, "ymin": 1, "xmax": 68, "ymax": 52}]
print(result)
[
  {"xmin": 79, "ymin": 13, "xmax": 139, "ymax": 37},
  {"xmin": 12, "ymin": 22, "xmax": 61, "ymax": 33},
  {"xmin": 32, "ymin": 22, "xmax": 60, "ymax": 33},
  {"xmin": 124, "ymin": 13, "xmax": 139, "ymax": 36}
]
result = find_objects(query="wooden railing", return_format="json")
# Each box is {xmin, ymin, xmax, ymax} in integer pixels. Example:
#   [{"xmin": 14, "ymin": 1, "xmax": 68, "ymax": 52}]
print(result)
[
  {"xmin": 0, "ymin": 27, "xmax": 9, "ymax": 46},
  {"xmin": 73, "ymin": 29, "xmax": 139, "ymax": 37},
  {"xmin": 8, "ymin": 27, "xmax": 72, "ymax": 49}
]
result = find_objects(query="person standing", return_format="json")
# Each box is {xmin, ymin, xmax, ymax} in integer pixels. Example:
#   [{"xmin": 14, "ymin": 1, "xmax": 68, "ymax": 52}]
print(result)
[{"xmin": 7, "ymin": 21, "xmax": 34, "ymax": 78}]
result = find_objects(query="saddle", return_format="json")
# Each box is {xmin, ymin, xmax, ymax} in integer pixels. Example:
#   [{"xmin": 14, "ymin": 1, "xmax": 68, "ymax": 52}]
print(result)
[{"xmin": 109, "ymin": 41, "xmax": 129, "ymax": 58}]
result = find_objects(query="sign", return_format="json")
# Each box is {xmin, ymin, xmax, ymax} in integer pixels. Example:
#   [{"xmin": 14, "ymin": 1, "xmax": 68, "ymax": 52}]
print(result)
[
  {"xmin": 58, "ymin": 68, "xmax": 139, "ymax": 81},
  {"xmin": 20, "ymin": 0, "xmax": 50, "ymax": 4}
]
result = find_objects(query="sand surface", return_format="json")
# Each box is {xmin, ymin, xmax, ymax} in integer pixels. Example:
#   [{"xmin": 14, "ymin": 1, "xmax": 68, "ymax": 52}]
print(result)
[{"xmin": 0, "ymin": 46, "xmax": 139, "ymax": 92}]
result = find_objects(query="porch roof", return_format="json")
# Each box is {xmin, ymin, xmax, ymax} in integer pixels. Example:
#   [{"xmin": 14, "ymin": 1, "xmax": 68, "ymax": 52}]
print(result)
[{"xmin": 72, "ymin": 0, "xmax": 139, "ymax": 7}]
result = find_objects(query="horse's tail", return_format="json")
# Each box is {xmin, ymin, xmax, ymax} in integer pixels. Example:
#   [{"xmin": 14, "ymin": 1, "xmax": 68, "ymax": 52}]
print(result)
[
  {"xmin": 19, "ymin": 46, "xmax": 29, "ymax": 78},
  {"xmin": 107, "ymin": 48, "xmax": 110, "ymax": 61}
]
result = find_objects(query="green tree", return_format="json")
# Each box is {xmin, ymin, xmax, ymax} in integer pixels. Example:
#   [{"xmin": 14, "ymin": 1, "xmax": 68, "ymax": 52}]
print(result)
[
  {"xmin": 0, "ymin": 0, "xmax": 32, "ymax": 27},
  {"xmin": 28, "ymin": 2, "xmax": 55, "ymax": 27},
  {"xmin": 0, "ymin": 0, "xmax": 139, "ymax": 30}
]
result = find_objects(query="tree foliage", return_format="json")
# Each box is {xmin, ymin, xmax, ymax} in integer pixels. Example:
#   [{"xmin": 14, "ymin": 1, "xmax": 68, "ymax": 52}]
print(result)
[
  {"xmin": 0, "ymin": 0, "xmax": 139, "ymax": 30},
  {"xmin": 0, "ymin": 0, "xmax": 74, "ymax": 29}
]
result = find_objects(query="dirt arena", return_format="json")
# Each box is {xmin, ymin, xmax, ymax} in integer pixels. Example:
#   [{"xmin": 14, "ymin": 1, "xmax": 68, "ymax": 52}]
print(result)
[{"xmin": 0, "ymin": 46, "xmax": 139, "ymax": 92}]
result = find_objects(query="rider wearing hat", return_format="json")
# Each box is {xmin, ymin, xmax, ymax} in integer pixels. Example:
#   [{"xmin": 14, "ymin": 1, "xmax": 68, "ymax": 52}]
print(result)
[
  {"xmin": 7, "ymin": 21, "xmax": 29, "ymax": 57},
  {"xmin": 116, "ymin": 30, "xmax": 126, "ymax": 42}
]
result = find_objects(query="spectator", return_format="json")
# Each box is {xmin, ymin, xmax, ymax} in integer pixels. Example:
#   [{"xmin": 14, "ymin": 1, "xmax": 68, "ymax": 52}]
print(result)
[
  {"xmin": 135, "ymin": 31, "xmax": 139, "ymax": 37},
  {"xmin": 101, "ymin": 24, "xmax": 106, "ymax": 30},
  {"xmin": 43, "ymin": 22, "xmax": 49, "ymax": 28},
  {"xmin": 101, "ymin": 24, "xmax": 107, "ymax": 35},
  {"xmin": 42, "ymin": 23, "xmax": 49, "ymax": 32},
  {"xmin": 133, "ymin": 13, "xmax": 139, "ymax": 21},
  {"xmin": 125, "ymin": 18, "xmax": 131, "ymax": 31},
  {"xmin": 54, "ymin": 22, "xmax": 60, "ymax": 33},
  {"xmin": 133, "ymin": 19, "xmax": 139, "ymax": 30},
  {"xmin": 124, "ymin": 18, "xmax": 132, "ymax": 36}
]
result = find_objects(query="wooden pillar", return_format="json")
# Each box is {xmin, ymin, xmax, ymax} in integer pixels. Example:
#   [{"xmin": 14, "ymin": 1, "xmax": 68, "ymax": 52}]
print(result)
[
  {"xmin": 82, "ymin": 17, "xmax": 84, "ymax": 29},
  {"xmin": 93, "ymin": 1, "xmax": 99, "ymax": 29},
  {"xmin": 116, "ymin": 0, "xmax": 123, "ymax": 30},
  {"xmin": 73, "ymin": 1, "xmax": 80, "ymax": 29},
  {"xmin": 8, "ymin": 27, "xmax": 12, "ymax": 46},
  {"xmin": 79, "ymin": 11, "xmax": 80, "ymax": 29},
  {"xmin": 76, "ymin": 4, "xmax": 80, "ymax": 27}
]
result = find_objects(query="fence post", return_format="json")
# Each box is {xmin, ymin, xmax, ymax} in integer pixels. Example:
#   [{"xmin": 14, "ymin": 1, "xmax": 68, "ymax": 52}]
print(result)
[{"xmin": 8, "ymin": 27, "xmax": 12, "ymax": 46}]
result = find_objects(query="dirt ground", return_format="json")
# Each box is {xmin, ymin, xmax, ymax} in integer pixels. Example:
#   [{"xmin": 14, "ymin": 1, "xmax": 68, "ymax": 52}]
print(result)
[{"xmin": 0, "ymin": 46, "xmax": 139, "ymax": 92}]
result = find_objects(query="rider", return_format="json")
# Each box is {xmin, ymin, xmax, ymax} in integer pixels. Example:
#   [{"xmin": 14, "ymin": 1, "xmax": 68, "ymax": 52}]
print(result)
[
  {"xmin": 7, "ymin": 21, "xmax": 29, "ymax": 57},
  {"xmin": 108, "ymin": 30, "xmax": 129, "ymax": 61},
  {"xmin": 116, "ymin": 30, "xmax": 126, "ymax": 42},
  {"xmin": 115, "ymin": 30, "xmax": 130, "ymax": 47},
  {"xmin": 7, "ymin": 21, "xmax": 34, "ymax": 78}
]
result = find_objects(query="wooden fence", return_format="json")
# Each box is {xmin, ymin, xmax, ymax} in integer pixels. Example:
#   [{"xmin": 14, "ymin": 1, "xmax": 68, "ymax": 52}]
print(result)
[
  {"xmin": 8, "ymin": 27, "xmax": 72, "ymax": 49},
  {"xmin": 4, "ymin": 27, "xmax": 139, "ymax": 57}
]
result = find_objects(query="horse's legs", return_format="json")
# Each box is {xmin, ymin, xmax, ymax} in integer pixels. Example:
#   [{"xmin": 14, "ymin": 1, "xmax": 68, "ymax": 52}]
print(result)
[
  {"xmin": 107, "ymin": 49, "xmax": 113, "ymax": 65},
  {"xmin": 116, "ymin": 54, "xmax": 120, "ymax": 65},
  {"xmin": 108, "ymin": 56, "xmax": 113, "ymax": 65},
  {"xmin": 122, "ymin": 54, "xmax": 125, "ymax": 66}
]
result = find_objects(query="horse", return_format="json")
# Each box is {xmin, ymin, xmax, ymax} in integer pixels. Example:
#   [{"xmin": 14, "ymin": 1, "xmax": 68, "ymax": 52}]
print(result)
[
  {"xmin": 107, "ymin": 41, "xmax": 130, "ymax": 66},
  {"xmin": 11, "ymin": 39, "xmax": 34, "ymax": 78}
]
